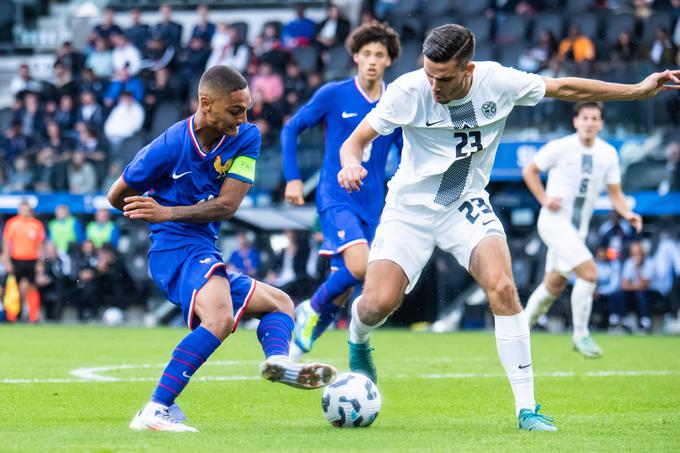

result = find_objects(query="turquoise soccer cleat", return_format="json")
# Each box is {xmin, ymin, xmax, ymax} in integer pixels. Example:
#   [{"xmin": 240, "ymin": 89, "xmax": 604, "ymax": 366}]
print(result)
[
  {"xmin": 348, "ymin": 341, "xmax": 377, "ymax": 384},
  {"xmin": 573, "ymin": 336, "xmax": 603, "ymax": 358},
  {"xmin": 518, "ymin": 404, "xmax": 557, "ymax": 431},
  {"xmin": 293, "ymin": 300, "xmax": 320, "ymax": 354}
]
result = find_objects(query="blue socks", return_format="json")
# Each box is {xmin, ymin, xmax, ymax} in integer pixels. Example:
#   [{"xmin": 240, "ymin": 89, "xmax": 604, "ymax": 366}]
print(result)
[
  {"xmin": 257, "ymin": 312, "xmax": 294, "ymax": 357},
  {"xmin": 151, "ymin": 326, "xmax": 222, "ymax": 407},
  {"xmin": 310, "ymin": 266, "xmax": 361, "ymax": 339}
]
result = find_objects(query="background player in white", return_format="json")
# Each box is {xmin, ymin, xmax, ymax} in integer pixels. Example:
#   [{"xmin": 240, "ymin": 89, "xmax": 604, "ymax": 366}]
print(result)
[
  {"xmin": 522, "ymin": 102, "xmax": 642, "ymax": 358},
  {"xmin": 337, "ymin": 24, "xmax": 680, "ymax": 431}
]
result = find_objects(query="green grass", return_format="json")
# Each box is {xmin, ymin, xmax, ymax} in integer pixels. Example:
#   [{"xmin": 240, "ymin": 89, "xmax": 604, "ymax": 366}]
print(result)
[{"xmin": 1, "ymin": 326, "xmax": 679, "ymax": 452}]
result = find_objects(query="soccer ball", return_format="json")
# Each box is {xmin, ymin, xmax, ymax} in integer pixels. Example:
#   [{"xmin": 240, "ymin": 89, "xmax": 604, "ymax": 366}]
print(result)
[{"xmin": 321, "ymin": 372, "xmax": 381, "ymax": 428}]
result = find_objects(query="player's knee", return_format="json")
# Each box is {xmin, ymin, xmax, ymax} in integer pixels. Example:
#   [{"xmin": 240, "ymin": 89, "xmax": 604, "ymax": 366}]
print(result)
[
  {"xmin": 580, "ymin": 263, "xmax": 598, "ymax": 283},
  {"xmin": 360, "ymin": 287, "xmax": 397, "ymax": 323},
  {"xmin": 202, "ymin": 305, "xmax": 234, "ymax": 341},
  {"xmin": 272, "ymin": 290, "xmax": 295, "ymax": 318},
  {"xmin": 487, "ymin": 277, "xmax": 517, "ymax": 307},
  {"xmin": 545, "ymin": 277, "xmax": 567, "ymax": 296}
]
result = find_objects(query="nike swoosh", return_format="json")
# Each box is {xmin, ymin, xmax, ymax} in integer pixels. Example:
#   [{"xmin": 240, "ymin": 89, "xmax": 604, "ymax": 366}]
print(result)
[
  {"xmin": 425, "ymin": 119, "xmax": 444, "ymax": 127},
  {"xmin": 482, "ymin": 219, "xmax": 496, "ymax": 226},
  {"xmin": 172, "ymin": 170, "xmax": 192, "ymax": 180},
  {"xmin": 182, "ymin": 371, "xmax": 192, "ymax": 378},
  {"xmin": 518, "ymin": 364, "xmax": 532, "ymax": 369},
  {"xmin": 341, "ymin": 112, "xmax": 358, "ymax": 118}
]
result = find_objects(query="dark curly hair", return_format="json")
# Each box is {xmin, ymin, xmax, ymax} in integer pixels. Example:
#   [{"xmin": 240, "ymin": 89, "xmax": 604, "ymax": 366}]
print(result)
[{"xmin": 345, "ymin": 22, "xmax": 401, "ymax": 62}]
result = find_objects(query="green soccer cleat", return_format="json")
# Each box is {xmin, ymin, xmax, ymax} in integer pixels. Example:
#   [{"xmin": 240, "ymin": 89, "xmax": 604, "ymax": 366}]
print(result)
[
  {"xmin": 518, "ymin": 404, "xmax": 557, "ymax": 431},
  {"xmin": 573, "ymin": 335, "xmax": 603, "ymax": 358},
  {"xmin": 293, "ymin": 300, "xmax": 320, "ymax": 354},
  {"xmin": 348, "ymin": 341, "xmax": 377, "ymax": 384}
]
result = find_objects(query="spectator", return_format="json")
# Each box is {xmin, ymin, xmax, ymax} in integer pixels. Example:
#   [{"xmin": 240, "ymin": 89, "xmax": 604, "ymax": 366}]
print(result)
[
  {"xmin": 125, "ymin": 8, "xmax": 151, "ymax": 52},
  {"xmin": 36, "ymin": 242, "xmax": 73, "ymax": 320},
  {"xmin": 80, "ymin": 68, "xmax": 108, "ymax": 101},
  {"xmin": 593, "ymin": 246, "xmax": 625, "ymax": 331},
  {"xmin": 33, "ymin": 146, "xmax": 65, "ymax": 192},
  {"xmin": 206, "ymin": 23, "xmax": 250, "ymax": 73},
  {"xmin": 283, "ymin": 61, "xmax": 308, "ymax": 98},
  {"xmin": 250, "ymin": 62, "xmax": 284, "ymax": 103},
  {"xmin": 191, "ymin": 5, "xmax": 216, "ymax": 46},
  {"xmin": 10, "ymin": 64, "xmax": 41, "ymax": 96},
  {"xmin": 283, "ymin": 5, "xmax": 317, "ymax": 48},
  {"xmin": 651, "ymin": 231, "xmax": 680, "ymax": 307},
  {"xmin": 248, "ymin": 90, "xmax": 282, "ymax": 146},
  {"xmin": 41, "ymin": 119, "xmax": 75, "ymax": 157},
  {"xmin": 85, "ymin": 37, "xmax": 114, "ymax": 79},
  {"xmin": 71, "ymin": 239, "xmax": 100, "ymax": 320},
  {"xmin": 303, "ymin": 71, "xmax": 323, "ymax": 100},
  {"xmin": 111, "ymin": 32, "xmax": 142, "ymax": 76},
  {"xmin": 143, "ymin": 67, "xmax": 181, "ymax": 130},
  {"xmin": 100, "ymin": 161, "xmax": 123, "ymax": 192},
  {"xmin": 75, "ymin": 123, "xmax": 108, "ymax": 164},
  {"xmin": 49, "ymin": 62, "xmax": 79, "ymax": 100},
  {"xmin": 316, "ymin": 4, "xmax": 351, "ymax": 50},
  {"xmin": 152, "ymin": 3, "xmax": 183, "ymax": 51},
  {"xmin": 599, "ymin": 211, "xmax": 636, "ymax": 261},
  {"xmin": 67, "ymin": 151, "xmax": 98, "ymax": 194},
  {"xmin": 557, "ymin": 24, "xmax": 595, "ymax": 74},
  {"xmin": 55, "ymin": 41, "xmax": 85, "ymax": 76},
  {"xmin": 53, "ymin": 94, "xmax": 78, "ymax": 134},
  {"xmin": 104, "ymin": 67, "xmax": 145, "ymax": 107},
  {"xmin": 104, "ymin": 91, "xmax": 145, "ymax": 146},
  {"xmin": 176, "ymin": 37, "xmax": 211, "ymax": 89},
  {"xmin": 142, "ymin": 36, "xmax": 176, "ymax": 72},
  {"xmin": 518, "ymin": 29, "xmax": 557, "ymax": 73},
  {"xmin": 1, "ymin": 201, "xmax": 46, "ymax": 323},
  {"xmin": 648, "ymin": 26, "xmax": 677, "ymax": 68},
  {"xmin": 86, "ymin": 208, "xmax": 119, "ymax": 249},
  {"xmin": 3, "ymin": 120, "xmax": 33, "ymax": 162},
  {"xmin": 77, "ymin": 90, "xmax": 105, "ymax": 131},
  {"xmin": 265, "ymin": 229, "xmax": 311, "ymax": 299},
  {"xmin": 13, "ymin": 92, "xmax": 45, "ymax": 140},
  {"xmin": 5, "ymin": 156, "xmax": 34, "ymax": 192},
  {"xmin": 47, "ymin": 204, "xmax": 83, "ymax": 254},
  {"xmin": 621, "ymin": 241, "xmax": 655, "ymax": 333},
  {"xmin": 90, "ymin": 7, "xmax": 123, "ymax": 44},
  {"xmin": 227, "ymin": 232, "xmax": 261, "ymax": 277}
]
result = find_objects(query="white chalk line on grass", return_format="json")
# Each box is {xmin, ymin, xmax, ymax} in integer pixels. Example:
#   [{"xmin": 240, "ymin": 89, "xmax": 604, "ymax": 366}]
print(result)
[{"xmin": 1, "ymin": 362, "xmax": 678, "ymax": 384}]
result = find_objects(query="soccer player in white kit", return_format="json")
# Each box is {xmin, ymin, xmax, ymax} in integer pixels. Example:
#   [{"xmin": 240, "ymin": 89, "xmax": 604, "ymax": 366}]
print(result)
[
  {"xmin": 523, "ymin": 102, "xmax": 642, "ymax": 358},
  {"xmin": 337, "ymin": 24, "xmax": 680, "ymax": 431}
]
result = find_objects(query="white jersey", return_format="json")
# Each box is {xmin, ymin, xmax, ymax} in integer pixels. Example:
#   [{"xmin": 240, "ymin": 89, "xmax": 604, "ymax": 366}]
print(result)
[
  {"xmin": 534, "ymin": 133, "xmax": 621, "ymax": 236},
  {"xmin": 366, "ymin": 61, "xmax": 545, "ymax": 212}
]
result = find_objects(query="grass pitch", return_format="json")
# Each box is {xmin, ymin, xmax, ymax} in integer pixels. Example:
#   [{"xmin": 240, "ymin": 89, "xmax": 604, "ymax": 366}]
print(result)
[{"xmin": 1, "ymin": 326, "xmax": 679, "ymax": 452}]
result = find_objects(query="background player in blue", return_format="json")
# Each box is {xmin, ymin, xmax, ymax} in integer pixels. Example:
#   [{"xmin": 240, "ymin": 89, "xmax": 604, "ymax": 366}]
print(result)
[
  {"xmin": 107, "ymin": 66, "xmax": 336, "ymax": 433},
  {"xmin": 281, "ymin": 23, "xmax": 402, "ymax": 359}
]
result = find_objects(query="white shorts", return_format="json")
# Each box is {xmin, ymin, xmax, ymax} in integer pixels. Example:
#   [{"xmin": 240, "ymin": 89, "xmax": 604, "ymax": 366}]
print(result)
[
  {"xmin": 538, "ymin": 213, "xmax": 593, "ymax": 275},
  {"xmin": 369, "ymin": 193, "xmax": 506, "ymax": 293}
]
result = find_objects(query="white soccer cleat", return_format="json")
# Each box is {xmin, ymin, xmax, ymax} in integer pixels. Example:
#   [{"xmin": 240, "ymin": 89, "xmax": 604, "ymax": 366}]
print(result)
[
  {"xmin": 168, "ymin": 403, "xmax": 187, "ymax": 422},
  {"xmin": 288, "ymin": 342, "xmax": 305, "ymax": 362},
  {"xmin": 260, "ymin": 355, "xmax": 336, "ymax": 389},
  {"xmin": 129, "ymin": 402, "xmax": 198, "ymax": 432}
]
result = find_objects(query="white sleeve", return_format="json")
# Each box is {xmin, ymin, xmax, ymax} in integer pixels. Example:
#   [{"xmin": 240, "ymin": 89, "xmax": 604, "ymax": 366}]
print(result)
[
  {"xmin": 532, "ymin": 140, "xmax": 561, "ymax": 172},
  {"xmin": 605, "ymin": 149, "xmax": 622, "ymax": 186},
  {"xmin": 497, "ymin": 65, "xmax": 546, "ymax": 107},
  {"xmin": 366, "ymin": 83, "xmax": 416, "ymax": 136}
]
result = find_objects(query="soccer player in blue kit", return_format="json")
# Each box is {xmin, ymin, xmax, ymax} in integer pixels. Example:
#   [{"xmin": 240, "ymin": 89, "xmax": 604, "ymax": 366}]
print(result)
[
  {"xmin": 281, "ymin": 23, "xmax": 402, "ymax": 359},
  {"xmin": 107, "ymin": 66, "xmax": 336, "ymax": 432}
]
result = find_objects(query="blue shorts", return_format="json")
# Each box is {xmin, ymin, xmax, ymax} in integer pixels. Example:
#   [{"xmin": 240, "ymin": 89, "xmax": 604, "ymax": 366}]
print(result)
[
  {"xmin": 149, "ymin": 244, "xmax": 256, "ymax": 331},
  {"xmin": 318, "ymin": 206, "xmax": 376, "ymax": 268}
]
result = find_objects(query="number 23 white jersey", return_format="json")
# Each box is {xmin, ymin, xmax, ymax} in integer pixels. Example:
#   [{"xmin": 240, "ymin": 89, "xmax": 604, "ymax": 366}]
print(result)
[{"xmin": 366, "ymin": 61, "xmax": 545, "ymax": 211}]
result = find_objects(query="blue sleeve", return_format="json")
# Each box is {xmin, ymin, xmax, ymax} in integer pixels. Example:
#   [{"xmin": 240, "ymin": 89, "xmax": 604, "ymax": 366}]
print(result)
[
  {"xmin": 104, "ymin": 81, "xmax": 122, "ymax": 103},
  {"xmin": 226, "ymin": 125, "xmax": 261, "ymax": 185},
  {"xmin": 122, "ymin": 130, "xmax": 177, "ymax": 192},
  {"xmin": 110, "ymin": 224, "xmax": 119, "ymax": 248},
  {"xmin": 74, "ymin": 219, "xmax": 84, "ymax": 244},
  {"xmin": 281, "ymin": 84, "xmax": 333, "ymax": 182}
]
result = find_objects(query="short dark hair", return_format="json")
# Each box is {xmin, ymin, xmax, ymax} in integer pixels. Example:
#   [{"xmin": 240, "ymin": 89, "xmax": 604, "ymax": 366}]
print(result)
[
  {"xmin": 346, "ymin": 22, "xmax": 401, "ymax": 61},
  {"xmin": 573, "ymin": 101, "xmax": 604, "ymax": 119},
  {"xmin": 198, "ymin": 65, "xmax": 248, "ymax": 99},
  {"xmin": 423, "ymin": 24, "xmax": 475, "ymax": 65}
]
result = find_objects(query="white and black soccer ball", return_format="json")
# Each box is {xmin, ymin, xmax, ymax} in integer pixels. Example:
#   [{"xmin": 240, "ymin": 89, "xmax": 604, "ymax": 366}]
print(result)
[{"xmin": 321, "ymin": 372, "xmax": 381, "ymax": 428}]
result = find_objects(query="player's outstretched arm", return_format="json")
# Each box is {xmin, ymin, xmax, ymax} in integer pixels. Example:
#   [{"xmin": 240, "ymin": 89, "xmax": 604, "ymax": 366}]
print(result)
[
  {"xmin": 607, "ymin": 183, "xmax": 642, "ymax": 233},
  {"xmin": 542, "ymin": 69, "xmax": 680, "ymax": 102},
  {"xmin": 338, "ymin": 119, "xmax": 379, "ymax": 193},
  {"xmin": 107, "ymin": 176, "xmax": 142, "ymax": 212},
  {"xmin": 521, "ymin": 161, "xmax": 561, "ymax": 212},
  {"xmin": 123, "ymin": 177, "xmax": 251, "ymax": 223}
]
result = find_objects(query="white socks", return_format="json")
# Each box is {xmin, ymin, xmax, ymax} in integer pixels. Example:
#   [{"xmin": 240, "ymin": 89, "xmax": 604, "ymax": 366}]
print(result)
[
  {"xmin": 571, "ymin": 279, "xmax": 596, "ymax": 342},
  {"xmin": 349, "ymin": 297, "xmax": 388, "ymax": 344},
  {"xmin": 495, "ymin": 311, "xmax": 535, "ymax": 415},
  {"xmin": 524, "ymin": 283, "xmax": 557, "ymax": 327}
]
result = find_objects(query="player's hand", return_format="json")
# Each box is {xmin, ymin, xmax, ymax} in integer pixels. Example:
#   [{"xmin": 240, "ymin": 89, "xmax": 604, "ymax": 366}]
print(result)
[
  {"xmin": 337, "ymin": 164, "xmax": 367, "ymax": 193},
  {"xmin": 542, "ymin": 196, "xmax": 562, "ymax": 212},
  {"xmin": 626, "ymin": 212, "xmax": 643, "ymax": 233},
  {"xmin": 285, "ymin": 179, "xmax": 305, "ymax": 206},
  {"xmin": 636, "ymin": 69, "xmax": 680, "ymax": 99},
  {"xmin": 123, "ymin": 196, "xmax": 172, "ymax": 223}
]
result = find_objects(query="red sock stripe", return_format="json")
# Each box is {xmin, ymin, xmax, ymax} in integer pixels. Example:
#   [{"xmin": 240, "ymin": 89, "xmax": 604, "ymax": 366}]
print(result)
[
  {"xmin": 171, "ymin": 357, "xmax": 197, "ymax": 370},
  {"xmin": 163, "ymin": 373, "xmax": 187, "ymax": 387},
  {"xmin": 264, "ymin": 338, "xmax": 290, "ymax": 350},
  {"xmin": 158, "ymin": 383, "xmax": 179, "ymax": 396},
  {"xmin": 175, "ymin": 348, "xmax": 206, "ymax": 363},
  {"xmin": 263, "ymin": 325, "xmax": 291, "ymax": 338}
]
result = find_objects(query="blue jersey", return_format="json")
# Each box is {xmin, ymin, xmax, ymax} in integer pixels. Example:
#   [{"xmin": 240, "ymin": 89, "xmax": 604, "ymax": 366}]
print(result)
[
  {"xmin": 281, "ymin": 77, "xmax": 402, "ymax": 224},
  {"xmin": 123, "ymin": 115, "xmax": 261, "ymax": 252}
]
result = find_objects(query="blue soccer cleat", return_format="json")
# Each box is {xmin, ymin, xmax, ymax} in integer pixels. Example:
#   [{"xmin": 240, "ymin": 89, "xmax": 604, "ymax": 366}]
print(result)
[
  {"xmin": 518, "ymin": 404, "xmax": 557, "ymax": 431},
  {"xmin": 348, "ymin": 341, "xmax": 377, "ymax": 384}
]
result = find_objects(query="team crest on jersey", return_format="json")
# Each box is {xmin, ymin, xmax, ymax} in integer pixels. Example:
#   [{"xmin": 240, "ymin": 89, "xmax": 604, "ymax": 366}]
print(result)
[
  {"xmin": 337, "ymin": 230, "xmax": 346, "ymax": 240},
  {"xmin": 213, "ymin": 156, "xmax": 233, "ymax": 179},
  {"xmin": 482, "ymin": 101, "xmax": 497, "ymax": 119}
]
